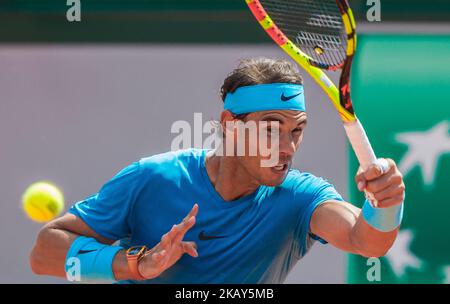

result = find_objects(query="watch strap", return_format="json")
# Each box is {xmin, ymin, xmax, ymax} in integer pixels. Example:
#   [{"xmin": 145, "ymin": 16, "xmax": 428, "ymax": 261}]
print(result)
[{"xmin": 126, "ymin": 246, "xmax": 147, "ymax": 281}]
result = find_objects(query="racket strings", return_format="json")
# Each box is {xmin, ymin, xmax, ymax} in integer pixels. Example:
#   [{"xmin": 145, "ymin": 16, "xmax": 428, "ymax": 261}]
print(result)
[
  {"xmin": 295, "ymin": 31, "xmax": 343, "ymax": 66},
  {"xmin": 260, "ymin": 0, "xmax": 347, "ymax": 67}
]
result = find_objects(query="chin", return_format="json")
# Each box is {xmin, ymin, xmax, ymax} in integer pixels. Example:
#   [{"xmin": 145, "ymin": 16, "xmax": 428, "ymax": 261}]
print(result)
[
  {"xmin": 261, "ymin": 179, "xmax": 284, "ymax": 187},
  {"xmin": 258, "ymin": 170, "xmax": 289, "ymax": 187}
]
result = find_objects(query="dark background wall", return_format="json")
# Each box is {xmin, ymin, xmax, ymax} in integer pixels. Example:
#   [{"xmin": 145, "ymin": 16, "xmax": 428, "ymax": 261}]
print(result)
[{"xmin": 1, "ymin": 0, "xmax": 450, "ymax": 42}]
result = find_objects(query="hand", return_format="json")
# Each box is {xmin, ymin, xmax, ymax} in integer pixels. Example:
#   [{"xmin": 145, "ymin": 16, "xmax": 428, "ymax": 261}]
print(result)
[
  {"xmin": 137, "ymin": 204, "xmax": 199, "ymax": 279},
  {"xmin": 355, "ymin": 158, "xmax": 405, "ymax": 208}
]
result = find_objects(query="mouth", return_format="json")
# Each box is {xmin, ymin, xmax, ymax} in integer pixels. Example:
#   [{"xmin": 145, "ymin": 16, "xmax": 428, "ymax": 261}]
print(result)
[{"xmin": 271, "ymin": 163, "xmax": 289, "ymax": 174}]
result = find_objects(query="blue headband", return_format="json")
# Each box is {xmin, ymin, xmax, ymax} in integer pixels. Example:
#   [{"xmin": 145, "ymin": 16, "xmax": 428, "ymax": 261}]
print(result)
[{"xmin": 223, "ymin": 83, "xmax": 306, "ymax": 115}]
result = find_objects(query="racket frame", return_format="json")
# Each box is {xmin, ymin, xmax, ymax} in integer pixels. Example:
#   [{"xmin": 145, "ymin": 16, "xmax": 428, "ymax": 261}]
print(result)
[{"xmin": 245, "ymin": 0, "xmax": 379, "ymax": 203}]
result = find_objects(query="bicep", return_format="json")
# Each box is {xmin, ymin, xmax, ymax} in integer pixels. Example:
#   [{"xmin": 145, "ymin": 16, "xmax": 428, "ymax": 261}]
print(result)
[{"xmin": 310, "ymin": 200, "xmax": 361, "ymax": 253}]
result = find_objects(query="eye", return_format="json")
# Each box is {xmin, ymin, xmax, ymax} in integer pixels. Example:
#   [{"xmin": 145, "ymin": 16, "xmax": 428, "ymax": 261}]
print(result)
[
  {"xmin": 266, "ymin": 127, "xmax": 279, "ymax": 136},
  {"xmin": 293, "ymin": 128, "xmax": 303, "ymax": 134}
]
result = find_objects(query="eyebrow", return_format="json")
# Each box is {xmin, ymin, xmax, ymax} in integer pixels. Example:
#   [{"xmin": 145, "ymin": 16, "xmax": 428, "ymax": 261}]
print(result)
[
  {"xmin": 260, "ymin": 117, "xmax": 284, "ymax": 124},
  {"xmin": 260, "ymin": 116, "xmax": 307, "ymax": 126},
  {"xmin": 298, "ymin": 118, "xmax": 308, "ymax": 126}
]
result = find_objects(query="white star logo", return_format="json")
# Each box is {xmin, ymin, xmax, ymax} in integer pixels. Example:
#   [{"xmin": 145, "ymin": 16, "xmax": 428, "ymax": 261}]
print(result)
[
  {"xmin": 385, "ymin": 229, "xmax": 423, "ymax": 277},
  {"xmin": 396, "ymin": 121, "xmax": 450, "ymax": 187},
  {"xmin": 442, "ymin": 265, "xmax": 450, "ymax": 284}
]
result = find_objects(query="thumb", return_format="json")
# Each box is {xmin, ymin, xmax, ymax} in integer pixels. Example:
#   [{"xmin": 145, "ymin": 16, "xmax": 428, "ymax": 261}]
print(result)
[{"xmin": 363, "ymin": 158, "xmax": 390, "ymax": 181}]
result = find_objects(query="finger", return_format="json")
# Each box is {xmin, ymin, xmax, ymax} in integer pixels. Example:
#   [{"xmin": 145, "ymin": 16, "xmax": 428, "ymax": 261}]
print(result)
[
  {"xmin": 366, "ymin": 171, "xmax": 403, "ymax": 194},
  {"xmin": 182, "ymin": 241, "xmax": 197, "ymax": 250},
  {"xmin": 182, "ymin": 204, "xmax": 199, "ymax": 223},
  {"xmin": 356, "ymin": 166, "xmax": 364, "ymax": 175},
  {"xmin": 181, "ymin": 242, "xmax": 198, "ymax": 258},
  {"xmin": 160, "ymin": 224, "xmax": 179, "ymax": 248},
  {"xmin": 354, "ymin": 172, "xmax": 367, "ymax": 191},
  {"xmin": 376, "ymin": 158, "xmax": 393, "ymax": 174},
  {"xmin": 363, "ymin": 163, "xmax": 384, "ymax": 181},
  {"xmin": 377, "ymin": 194, "xmax": 405, "ymax": 208},
  {"xmin": 161, "ymin": 209, "xmax": 198, "ymax": 248},
  {"xmin": 372, "ymin": 183, "xmax": 405, "ymax": 202},
  {"xmin": 173, "ymin": 216, "xmax": 196, "ymax": 244},
  {"xmin": 182, "ymin": 242, "xmax": 198, "ymax": 258},
  {"xmin": 384, "ymin": 158, "xmax": 397, "ymax": 172},
  {"xmin": 160, "ymin": 205, "xmax": 198, "ymax": 249},
  {"xmin": 160, "ymin": 229, "xmax": 172, "ymax": 248}
]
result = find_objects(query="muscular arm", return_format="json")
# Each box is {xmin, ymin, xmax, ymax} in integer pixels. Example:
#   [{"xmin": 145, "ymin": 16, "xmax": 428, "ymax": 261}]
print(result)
[
  {"xmin": 310, "ymin": 200, "xmax": 398, "ymax": 257},
  {"xmin": 29, "ymin": 213, "xmax": 132, "ymax": 280},
  {"xmin": 29, "ymin": 205, "xmax": 199, "ymax": 281},
  {"xmin": 309, "ymin": 158, "xmax": 405, "ymax": 257}
]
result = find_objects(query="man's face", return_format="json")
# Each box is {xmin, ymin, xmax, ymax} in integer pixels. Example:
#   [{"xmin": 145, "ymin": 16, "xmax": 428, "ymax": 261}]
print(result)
[{"xmin": 223, "ymin": 110, "xmax": 307, "ymax": 187}]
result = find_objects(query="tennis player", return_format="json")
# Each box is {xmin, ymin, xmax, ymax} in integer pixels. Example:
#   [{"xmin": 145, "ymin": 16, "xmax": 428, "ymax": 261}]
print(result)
[{"xmin": 29, "ymin": 58, "xmax": 405, "ymax": 283}]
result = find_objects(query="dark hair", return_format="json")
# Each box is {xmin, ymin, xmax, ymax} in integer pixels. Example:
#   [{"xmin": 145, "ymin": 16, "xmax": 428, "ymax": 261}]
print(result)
[{"xmin": 220, "ymin": 57, "xmax": 303, "ymax": 104}]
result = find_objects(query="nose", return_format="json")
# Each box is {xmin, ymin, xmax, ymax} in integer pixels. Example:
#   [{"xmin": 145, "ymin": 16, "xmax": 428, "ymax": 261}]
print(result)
[{"xmin": 278, "ymin": 132, "xmax": 296, "ymax": 159}]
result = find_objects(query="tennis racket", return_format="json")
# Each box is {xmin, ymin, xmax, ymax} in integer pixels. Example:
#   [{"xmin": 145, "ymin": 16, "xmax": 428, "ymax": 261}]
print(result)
[{"xmin": 245, "ymin": 0, "xmax": 380, "ymax": 204}]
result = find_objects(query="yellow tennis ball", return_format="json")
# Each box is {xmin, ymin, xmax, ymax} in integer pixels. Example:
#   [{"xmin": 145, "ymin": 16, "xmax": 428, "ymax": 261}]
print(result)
[{"xmin": 22, "ymin": 181, "xmax": 65, "ymax": 223}]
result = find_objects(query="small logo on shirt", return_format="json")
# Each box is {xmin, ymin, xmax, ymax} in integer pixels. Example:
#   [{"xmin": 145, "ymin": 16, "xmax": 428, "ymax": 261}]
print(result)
[
  {"xmin": 198, "ymin": 230, "xmax": 227, "ymax": 241},
  {"xmin": 77, "ymin": 249, "xmax": 97, "ymax": 255},
  {"xmin": 280, "ymin": 92, "xmax": 302, "ymax": 101}
]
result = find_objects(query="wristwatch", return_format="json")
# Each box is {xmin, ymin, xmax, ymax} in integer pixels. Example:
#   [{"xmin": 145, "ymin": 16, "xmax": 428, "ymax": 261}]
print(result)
[{"xmin": 126, "ymin": 245, "xmax": 148, "ymax": 280}]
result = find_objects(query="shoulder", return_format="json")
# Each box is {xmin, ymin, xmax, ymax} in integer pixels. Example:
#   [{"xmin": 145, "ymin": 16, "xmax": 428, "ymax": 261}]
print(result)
[
  {"xmin": 139, "ymin": 148, "xmax": 204, "ymax": 168},
  {"xmin": 138, "ymin": 148, "xmax": 205, "ymax": 179},
  {"xmin": 279, "ymin": 169, "xmax": 343, "ymax": 201},
  {"xmin": 281, "ymin": 169, "xmax": 331, "ymax": 191}
]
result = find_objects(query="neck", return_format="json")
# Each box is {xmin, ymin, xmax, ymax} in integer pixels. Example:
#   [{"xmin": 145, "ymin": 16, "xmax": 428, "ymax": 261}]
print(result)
[{"xmin": 204, "ymin": 150, "xmax": 260, "ymax": 202}]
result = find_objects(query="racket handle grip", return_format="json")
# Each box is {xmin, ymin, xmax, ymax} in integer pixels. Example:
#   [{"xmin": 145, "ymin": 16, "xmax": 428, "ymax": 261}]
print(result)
[
  {"xmin": 344, "ymin": 119, "xmax": 380, "ymax": 207},
  {"xmin": 343, "ymin": 119, "xmax": 377, "ymax": 170}
]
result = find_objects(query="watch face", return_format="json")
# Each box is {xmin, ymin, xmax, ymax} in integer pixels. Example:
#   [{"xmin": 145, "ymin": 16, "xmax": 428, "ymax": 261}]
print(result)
[{"xmin": 127, "ymin": 246, "xmax": 145, "ymax": 256}]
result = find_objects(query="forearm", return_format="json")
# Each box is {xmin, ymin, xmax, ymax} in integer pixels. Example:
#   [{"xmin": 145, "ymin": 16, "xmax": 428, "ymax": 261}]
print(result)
[
  {"xmin": 349, "ymin": 213, "xmax": 398, "ymax": 257},
  {"xmin": 312, "ymin": 159, "xmax": 404, "ymax": 258},
  {"xmin": 30, "ymin": 225, "xmax": 80, "ymax": 278},
  {"xmin": 311, "ymin": 201, "xmax": 399, "ymax": 258},
  {"xmin": 349, "ymin": 158, "xmax": 405, "ymax": 257},
  {"xmin": 31, "ymin": 227, "xmax": 135, "ymax": 281}
]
